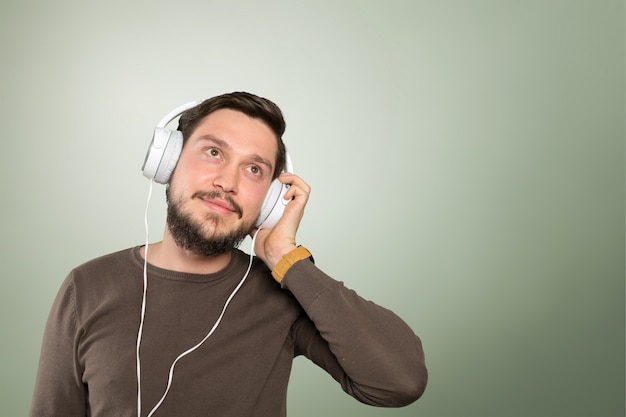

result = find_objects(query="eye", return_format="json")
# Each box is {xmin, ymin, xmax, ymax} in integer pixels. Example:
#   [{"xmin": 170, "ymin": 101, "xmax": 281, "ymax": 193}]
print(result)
[
  {"xmin": 247, "ymin": 165, "xmax": 262, "ymax": 176},
  {"xmin": 206, "ymin": 147, "xmax": 221, "ymax": 158}
]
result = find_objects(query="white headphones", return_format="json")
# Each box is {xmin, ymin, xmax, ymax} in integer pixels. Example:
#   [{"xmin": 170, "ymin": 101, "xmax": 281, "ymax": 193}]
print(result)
[{"xmin": 141, "ymin": 100, "xmax": 292, "ymax": 228}]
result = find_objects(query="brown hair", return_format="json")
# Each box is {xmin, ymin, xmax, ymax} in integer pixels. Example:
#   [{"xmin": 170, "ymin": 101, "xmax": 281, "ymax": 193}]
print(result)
[{"xmin": 177, "ymin": 92, "xmax": 287, "ymax": 179}]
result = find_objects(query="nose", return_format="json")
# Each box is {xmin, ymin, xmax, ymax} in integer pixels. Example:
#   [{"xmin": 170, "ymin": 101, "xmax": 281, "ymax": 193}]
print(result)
[{"xmin": 213, "ymin": 164, "xmax": 238, "ymax": 194}]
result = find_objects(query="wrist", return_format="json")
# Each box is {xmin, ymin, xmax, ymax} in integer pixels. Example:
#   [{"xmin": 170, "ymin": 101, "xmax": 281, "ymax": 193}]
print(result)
[
  {"xmin": 271, "ymin": 245, "xmax": 313, "ymax": 283},
  {"xmin": 264, "ymin": 243, "xmax": 297, "ymax": 271}
]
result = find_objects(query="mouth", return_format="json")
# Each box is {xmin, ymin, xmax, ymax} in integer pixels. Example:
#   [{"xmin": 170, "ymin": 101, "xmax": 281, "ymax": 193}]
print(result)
[{"xmin": 193, "ymin": 191, "xmax": 243, "ymax": 218}]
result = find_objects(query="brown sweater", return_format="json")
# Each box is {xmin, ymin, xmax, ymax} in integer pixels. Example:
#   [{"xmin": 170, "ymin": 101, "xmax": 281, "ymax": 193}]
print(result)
[{"xmin": 30, "ymin": 247, "xmax": 427, "ymax": 417}]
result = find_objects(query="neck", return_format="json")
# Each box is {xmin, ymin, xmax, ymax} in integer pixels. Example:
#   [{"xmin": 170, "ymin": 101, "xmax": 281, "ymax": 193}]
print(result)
[{"xmin": 141, "ymin": 233, "xmax": 232, "ymax": 275}]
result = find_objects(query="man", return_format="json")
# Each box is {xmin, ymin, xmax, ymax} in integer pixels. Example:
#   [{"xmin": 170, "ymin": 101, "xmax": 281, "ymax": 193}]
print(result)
[{"xmin": 30, "ymin": 92, "xmax": 427, "ymax": 417}]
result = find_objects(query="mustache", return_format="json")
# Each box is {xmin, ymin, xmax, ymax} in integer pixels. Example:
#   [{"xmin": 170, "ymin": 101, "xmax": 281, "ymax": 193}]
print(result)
[{"xmin": 191, "ymin": 190, "xmax": 243, "ymax": 218}]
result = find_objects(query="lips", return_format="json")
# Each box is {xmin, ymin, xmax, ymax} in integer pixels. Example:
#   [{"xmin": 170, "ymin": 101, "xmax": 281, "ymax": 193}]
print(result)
[
  {"xmin": 192, "ymin": 191, "xmax": 242, "ymax": 218},
  {"xmin": 203, "ymin": 198, "xmax": 235, "ymax": 213}
]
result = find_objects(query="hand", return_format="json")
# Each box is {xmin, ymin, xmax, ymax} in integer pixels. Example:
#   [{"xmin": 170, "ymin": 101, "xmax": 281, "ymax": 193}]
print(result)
[{"xmin": 252, "ymin": 173, "xmax": 311, "ymax": 270}]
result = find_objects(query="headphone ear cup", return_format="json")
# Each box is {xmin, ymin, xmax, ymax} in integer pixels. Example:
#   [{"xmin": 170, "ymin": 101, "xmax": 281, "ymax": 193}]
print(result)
[
  {"xmin": 154, "ymin": 130, "xmax": 183, "ymax": 184},
  {"xmin": 142, "ymin": 129, "xmax": 183, "ymax": 184},
  {"xmin": 143, "ymin": 100, "xmax": 201, "ymax": 183},
  {"xmin": 256, "ymin": 179, "xmax": 287, "ymax": 228}
]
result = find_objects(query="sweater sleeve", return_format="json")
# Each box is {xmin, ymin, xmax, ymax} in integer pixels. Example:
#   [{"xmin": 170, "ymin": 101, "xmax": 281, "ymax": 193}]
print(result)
[
  {"xmin": 282, "ymin": 259, "xmax": 427, "ymax": 407},
  {"xmin": 29, "ymin": 273, "xmax": 87, "ymax": 417}
]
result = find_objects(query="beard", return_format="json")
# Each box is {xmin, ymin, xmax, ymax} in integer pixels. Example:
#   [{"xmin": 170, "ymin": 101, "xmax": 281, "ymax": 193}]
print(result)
[{"xmin": 165, "ymin": 187, "xmax": 254, "ymax": 257}]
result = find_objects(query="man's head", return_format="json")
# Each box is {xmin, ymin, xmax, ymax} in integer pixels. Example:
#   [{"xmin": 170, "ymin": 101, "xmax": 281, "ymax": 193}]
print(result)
[
  {"xmin": 165, "ymin": 92, "xmax": 287, "ymax": 257},
  {"xmin": 177, "ymin": 92, "xmax": 287, "ymax": 179}
]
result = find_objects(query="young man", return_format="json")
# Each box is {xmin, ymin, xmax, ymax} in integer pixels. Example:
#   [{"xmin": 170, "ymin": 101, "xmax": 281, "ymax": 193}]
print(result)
[{"xmin": 29, "ymin": 92, "xmax": 427, "ymax": 417}]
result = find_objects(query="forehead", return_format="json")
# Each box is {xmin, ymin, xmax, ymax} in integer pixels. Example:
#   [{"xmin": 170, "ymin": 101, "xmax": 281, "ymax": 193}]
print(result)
[{"xmin": 190, "ymin": 108, "xmax": 278, "ymax": 160}]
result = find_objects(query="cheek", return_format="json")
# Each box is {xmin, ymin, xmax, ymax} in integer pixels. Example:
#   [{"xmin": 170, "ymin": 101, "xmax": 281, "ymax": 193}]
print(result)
[
  {"xmin": 242, "ymin": 185, "xmax": 272, "ymax": 216},
  {"xmin": 171, "ymin": 156, "xmax": 210, "ymax": 188},
  {"xmin": 167, "ymin": 168, "xmax": 187, "ymax": 197}
]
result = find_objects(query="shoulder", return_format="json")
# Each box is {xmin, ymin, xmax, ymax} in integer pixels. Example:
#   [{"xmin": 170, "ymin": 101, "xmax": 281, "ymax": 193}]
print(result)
[
  {"xmin": 48, "ymin": 247, "xmax": 141, "ymax": 328},
  {"xmin": 65, "ymin": 247, "xmax": 141, "ymax": 299},
  {"xmin": 71, "ymin": 247, "xmax": 141, "ymax": 278}
]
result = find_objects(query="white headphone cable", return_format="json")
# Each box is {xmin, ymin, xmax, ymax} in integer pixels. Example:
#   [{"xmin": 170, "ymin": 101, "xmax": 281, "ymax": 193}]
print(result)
[
  {"xmin": 145, "ymin": 229, "xmax": 259, "ymax": 417},
  {"xmin": 136, "ymin": 177, "xmax": 261, "ymax": 417},
  {"xmin": 136, "ymin": 178, "xmax": 153, "ymax": 417}
]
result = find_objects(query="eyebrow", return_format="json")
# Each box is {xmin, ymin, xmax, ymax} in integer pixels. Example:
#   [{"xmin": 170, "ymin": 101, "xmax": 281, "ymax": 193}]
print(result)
[{"xmin": 197, "ymin": 134, "xmax": 274, "ymax": 173}]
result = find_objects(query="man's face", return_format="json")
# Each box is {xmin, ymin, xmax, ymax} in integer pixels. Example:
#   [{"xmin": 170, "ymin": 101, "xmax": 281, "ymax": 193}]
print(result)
[{"xmin": 166, "ymin": 108, "xmax": 278, "ymax": 256}]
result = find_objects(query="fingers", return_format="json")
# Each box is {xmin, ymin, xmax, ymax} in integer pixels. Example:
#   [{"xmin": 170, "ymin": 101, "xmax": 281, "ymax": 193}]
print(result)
[
  {"xmin": 252, "ymin": 173, "xmax": 311, "ymax": 268},
  {"xmin": 279, "ymin": 173, "xmax": 311, "ymax": 204}
]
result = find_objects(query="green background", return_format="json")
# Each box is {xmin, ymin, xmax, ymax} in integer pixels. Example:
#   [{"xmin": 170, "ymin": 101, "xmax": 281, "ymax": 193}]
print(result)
[{"xmin": 1, "ymin": 1, "xmax": 623, "ymax": 416}]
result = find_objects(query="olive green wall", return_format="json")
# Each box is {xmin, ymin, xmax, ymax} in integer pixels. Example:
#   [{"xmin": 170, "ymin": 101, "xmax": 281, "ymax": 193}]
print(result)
[{"xmin": 1, "ymin": 1, "xmax": 623, "ymax": 416}]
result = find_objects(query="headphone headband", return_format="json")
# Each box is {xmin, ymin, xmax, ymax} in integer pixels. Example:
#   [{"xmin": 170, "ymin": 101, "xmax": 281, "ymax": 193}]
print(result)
[{"xmin": 156, "ymin": 100, "xmax": 202, "ymax": 128}]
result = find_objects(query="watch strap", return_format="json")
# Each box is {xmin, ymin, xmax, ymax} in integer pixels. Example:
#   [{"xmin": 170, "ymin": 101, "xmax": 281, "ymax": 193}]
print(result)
[{"xmin": 271, "ymin": 245, "xmax": 312, "ymax": 282}]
